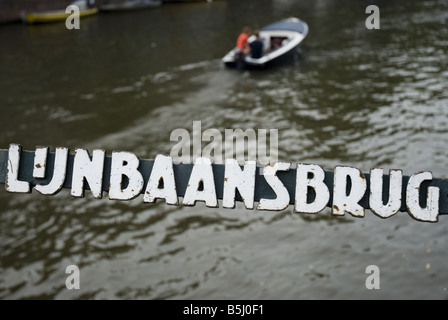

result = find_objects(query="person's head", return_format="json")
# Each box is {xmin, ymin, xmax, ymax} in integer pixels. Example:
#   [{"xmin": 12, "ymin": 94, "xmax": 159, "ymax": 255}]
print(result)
[
  {"xmin": 242, "ymin": 26, "xmax": 251, "ymax": 34},
  {"xmin": 254, "ymin": 30, "xmax": 260, "ymax": 39}
]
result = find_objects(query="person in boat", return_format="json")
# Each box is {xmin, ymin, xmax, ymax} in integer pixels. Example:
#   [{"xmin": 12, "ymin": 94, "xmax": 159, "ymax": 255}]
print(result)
[
  {"xmin": 248, "ymin": 31, "xmax": 264, "ymax": 59},
  {"xmin": 236, "ymin": 26, "xmax": 251, "ymax": 55},
  {"xmin": 234, "ymin": 26, "xmax": 251, "ymax": 69},
  {"xmin": 87, "ymin": 0, "xmax": 95, "ymax": 8}
]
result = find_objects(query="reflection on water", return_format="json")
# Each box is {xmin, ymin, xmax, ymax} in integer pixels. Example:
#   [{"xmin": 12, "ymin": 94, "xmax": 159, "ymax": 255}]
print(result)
[{"xmin": 1, "ymin": 0, "xmax": 448, "ymax": 299}]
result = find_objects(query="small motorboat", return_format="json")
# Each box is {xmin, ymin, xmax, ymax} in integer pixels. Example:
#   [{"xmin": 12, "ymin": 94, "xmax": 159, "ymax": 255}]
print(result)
[
  {"xmin": 99, "ymin": 0, "xmax": 162, "ymax": 12},
  {"xmin": 22, "ymin": 0, "xmax": 98, "ymax": 24},
  {"xmin": 222, "ymin": 17, "xmax": 309, "ymax": 69}
]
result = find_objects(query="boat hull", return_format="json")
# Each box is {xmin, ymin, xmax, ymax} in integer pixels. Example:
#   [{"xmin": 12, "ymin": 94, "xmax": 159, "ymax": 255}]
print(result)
[{"xmin": 226, "ymin": 44, "xmax": 301, "ymax": 68}]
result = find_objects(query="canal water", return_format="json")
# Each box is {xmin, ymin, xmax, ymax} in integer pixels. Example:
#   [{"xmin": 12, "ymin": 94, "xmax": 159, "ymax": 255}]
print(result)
[{"xmin": 1, "ymin": 0, "xmax": 448, "ymax": 299}]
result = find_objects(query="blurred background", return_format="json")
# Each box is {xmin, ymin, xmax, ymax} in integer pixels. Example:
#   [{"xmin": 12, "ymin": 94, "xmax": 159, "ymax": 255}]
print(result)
[{"xmin": 0, "ymin": 0, "xmax": 448, "ymax": 299}]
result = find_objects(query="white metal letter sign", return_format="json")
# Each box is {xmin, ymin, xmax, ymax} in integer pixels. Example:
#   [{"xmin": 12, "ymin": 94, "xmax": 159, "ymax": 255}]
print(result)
[{"xmin": 1, "ymin": 144, "xmax": 447, "ymax": 223}]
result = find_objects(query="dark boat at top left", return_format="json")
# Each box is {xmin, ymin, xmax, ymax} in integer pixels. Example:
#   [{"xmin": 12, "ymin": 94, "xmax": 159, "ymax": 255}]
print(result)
[
  {"xmin": 99, "ymin": 0, "xmax": 162, "ymax": 12},
  {"xmin": 21, "ymin": 0, "xmax": 98, "ymax": 24}
]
